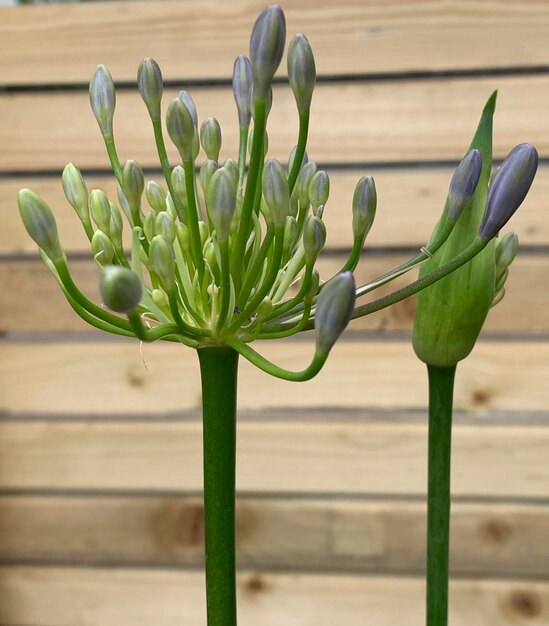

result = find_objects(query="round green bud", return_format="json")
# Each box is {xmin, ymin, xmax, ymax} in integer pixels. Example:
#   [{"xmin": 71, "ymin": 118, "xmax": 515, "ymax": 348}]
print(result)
[
  {"xmin": 89, "ymin": 64, "xmax": 116, "ymax": 138},
  {"xmin": 309, "ymin": 170, "xmax": 329, "ymax": 215},
  {"xmin": 200, "ymin": 116, "xmax": 222, "ymax": 162},
  {"xmin": 352, "ymin": 175, "xmax": 377, "ymax": 242},
  {"xmin": 18, "ymin": 189, "xmax": 64, "ymax": 262},
  {"xmin": 315, "ymin": 272, "xmax": 356, "ymax": 356},
  {"xmin": 91, "ymin": 230, "xmax": 115, "ymax": 266},
  {"xmin": 89, "ymin": 189, "xmax": 112, "ymax": 233},
  {"xmin": 62, "ymin": 163, "xmax": 89, "ymax": 224},
  {"xmin": 206, "ymin": 167, "xmax": 237, "ymax": 243},
  {"xmin": 146, "ymin": 180, "xmax": 167, "ymax": 214},
  {"xmin": 262, "ymin": 159, "xmax": 290, "ymax": 229},
  {"xmin": 100, "ymin": 266, "xmax": 142, "ymax": 313},
  {"xmin": 287, "ymin": 33, "xmax": 316, "ymax": 113},
  {"xmin": 149, "ymin": 235, "xmax": 176, "ymax": 290},
  {"xmin": 496, "ymin": 232, "xmax": 519, "ymax": 271},
  {"xmin": 303, "ymin": 215, "xmax": 326, "ymax": 266},
  {"xmin": 137, "ymin": 57, "xmax": 163, "ymax": 122},
  {"xmin": 152, "ymin": 288, "xmax": 169, "ymax": 310},
  {"xmin": 155, "ymin": 211, "xmax": 176, "ymax": 243}
]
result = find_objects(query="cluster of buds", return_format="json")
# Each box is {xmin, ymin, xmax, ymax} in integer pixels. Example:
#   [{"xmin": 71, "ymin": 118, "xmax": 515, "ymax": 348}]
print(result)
[{"xmin": 19, "ymin": 5, "xmax": 537, "ymax": 380}]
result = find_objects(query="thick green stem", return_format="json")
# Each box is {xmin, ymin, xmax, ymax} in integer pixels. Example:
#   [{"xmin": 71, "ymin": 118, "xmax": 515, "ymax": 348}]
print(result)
[
  {"xmin": 426, "ymin": 363, "xmax": 456, "ymax": 626},
  {"xmin": 198, "ymin": 346, "xmax": 239, "ymax": 626}
]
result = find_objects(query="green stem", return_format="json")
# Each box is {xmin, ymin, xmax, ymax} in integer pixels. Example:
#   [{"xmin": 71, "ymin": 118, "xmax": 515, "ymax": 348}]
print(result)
[
  {"xmin": 426, "ymin": 363, "xmax": 456, "ymax": 626},
  {"xmin": 197, "ymin": 346, "xmax": 239, "ymax": 626},
  {"xmin": 288, "ymin": 110, "xmax": 310, "ymax": 193}
]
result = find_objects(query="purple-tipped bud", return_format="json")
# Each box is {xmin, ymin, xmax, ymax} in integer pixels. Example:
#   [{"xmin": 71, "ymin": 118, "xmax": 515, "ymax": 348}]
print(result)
[
  {"xmin": 18, "ymin": 189, "xmax": 64, "ymax": 262},
  {"xmin": 137, "ymin": 57, "xmax": 163, "ymax": 122},
  {"xmin": 149, "ymin": 235, "xmax": 176, "ymax": 290},
  {"xmin": 178, "ymin": 90, "xmax": 198, "ymax": 128},
  {"xmin": 167, "ymin": 97, "xmax": 196, "ymax": 161},
  {"xmin": 89, "ymin": 189, "xmax": 112, "ymax": 233},
  {"xmin": 89, "ymin": 64, "xmax": 116, "ymax": 138},
  {"xmin": 287, "ymin": 33, "xmax": 316, "ymax": 113},
  {"xmin": 315, "ymin": 272, "xmax": 356, "ymax": 356},
  {"xmin": 62, "ymin": 163, "xmax": 89, "ymax": 225},
  {"xmin": 447, "ymin": 149, "xmax": 482, "ymax": 221},
  {"xmin": 232, "ymin": 55, "xmax": 253, "ymax": 127},
  {"xmin": 146, "ymin": 180, "xmax": 167, "ymax": 214},
  {"xmin": 308, "ymin": 170, "xmax": 329, "ymax": 215},
  {"xmin": 206, "ymin": 167, "xmax": 237, "ymax": 243},
  {"xmin": 249, "ymin": 5, "xmax": 286, "ymax": 101},
  {"xmin": 100, "ymin": 266, "xmax": 142, "ymax": 313},
  {"xmin": 122, "ymin": 160, "xmax": 145, "ymax": 209},
  {"xmin": 200, "ymin": 117, "xmax": 222, "ymax": 162},
  {"xmin": 303, "ymin": 215, "xmax": 326, "ymax": 266},
  {"xmin": 262, "ymin": 159, "xmax": 290, "ymax": 228},
  {"xmin": 352, "ymin": 176, "xmax": 377, "ymax": 241},
  {"xmin": 479, "ymin": 143, "xmax": 538, "ymax": 241}
]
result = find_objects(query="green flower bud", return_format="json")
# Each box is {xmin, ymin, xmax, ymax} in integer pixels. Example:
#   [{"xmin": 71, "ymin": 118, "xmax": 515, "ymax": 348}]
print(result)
[
  {"xmin": 199, "ymin": 160, "xmax": 219, "ymax": 194},
  {"xmin": 89, "ymin": 64, "xmax": 116, "ymax": 138},
  {"xmin": 232, "ymin": 55, "xmax": 253, "ymax": 127},
  {"xmin": 199, "ymin": 221, "xmax": 209, "ymax": 248},
  {"xmin": 315, "ymin": 272, "xmax": 356, "ymax": 356},
  {"xmin": 152, "ymin": 288, "xmax": 169, "ymax": 310},
  {"xmin": 204, "ymin": 240, "xmax": 217, "ymax": 270},
  {"xmin": 143, "ymin": 211, "xmax": 156, "ymax": 242},
  {"xmin": 155, "ymin": 210, "xmax": 176, "ymax": 243},
  {"xmin": 295, "ymin": 160, "xmax": 317, "ymax": 207},
  {"xmin": 137, "ymin": 57, "xmax": 163, "ymax": 122},
  {"xmin": 249, "ymin": 4, "xmax": 286, "ymax": 101},
  {"xmin": 255, "ymin": 297, "xmax": 273, "ymax": 321},
  {"xmin": 176, "ymin": 222, "xmax": 190, "ymax": 252},
  {"xmin": 178, "ymin": 90, "xmax": 198, "ymax": 128},
  {"xmin": 495, "ymin": 232, "xmax": 519, "ymax": 271},
  {"xmin": 165, "ymin": 193, "xmax": 177, "ymax": 219},
  {"xmin": 223, "ymin": 158, "xmax": 239, "ymax": 187},
  {"xmin": 303, "ymin": 215, "xmax": 326, "ymax": 266},
  {"xmin": 206, "ymin": 167, "xmax": 237, "ymax": 243},
  {"xmin": 171, "ymin": 165, "xmax": 188, "ymax": 205},
  {"xmin": 262, "ymin": 159, "xmax": 290, "ymax": 228},
  {"xmin": 352, "ymin": 176, "xmax": 377, "ymax": 242},
  {"xmin": 306, "ymin": 268, "xmax": 320, "ymax": 300},
  {"xmin": 146, "ymin": 180, "xmax": 167, "ymax": 214},
  {"xmin": 447, "ymin": 149, "xmax": 482, "ymax": 221},
  {"xmin": 200, "ymin": 117, "xmax": 222, "ymax": 162},
  {"xmin": 287, "ymin": 33, "xmax": 316, "ymax": 113},
  {"xmin": 309, "ymin": 170, "xmax": 329, "ymax": 216},
  {"xmin": 100, "ymin": 266, "xmax": 142, "ymax": 313},
  {"xmin": 167, "ymin": 96, "xmax": 196, "ymax": 161},
  {"xmin": 89, "ymin": 189, "xmax": 112, "ymax": 233},
  {"xmin": 122, "ymin": 160, "xmax": 145, "ymax": 209},
  {"xmin": 283, "ymin": 216, "xmax": 298, "ymax": 256},
  {"xmin": 18, "ymin": 189, "xmax": 64, "ymax": 262},
  {"xmin": 91, "ymin": 230, "xmax": 115, "ymax": 266},
  {"xmin": 109, "ymin": 202, "xmax": 123, "ymax": 250},
  {"xmin": 62, "ymin": 163, "xmax": 89, "ymax": 225},
  {"xmin": 149, "ymin": 235, "xmax": 176, "ymax": 290},
  {"xmin": 287, "ymin": 144, "xmax": 308, "ymax": 177}
]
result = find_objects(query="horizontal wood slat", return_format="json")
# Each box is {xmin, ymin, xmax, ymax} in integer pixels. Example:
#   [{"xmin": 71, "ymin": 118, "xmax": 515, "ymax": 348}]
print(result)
[
  {"xmin": 0, "ymin": 416, "xmax": 548, "ymax": 497},
  {"xmin": 1, "ymin": 76, "xmax": 547, "ymax": 171},
  {"xmin": 0, "ymin": 567, "xmax": 548, "ymax": 625},
  {"xmin": 3, "ymin": 165, "xmax": 548, "ymax": 253},
  {"xmin": 2, "ymin": 1, "xmax": 549, "ymax": 86},
  {"xmin": 1, "ymin": 255, "xmax": 547, "ymax": 333},
  {"xmin": 1, "ymin": 495, "xmax": 548, "ymax": 577}
]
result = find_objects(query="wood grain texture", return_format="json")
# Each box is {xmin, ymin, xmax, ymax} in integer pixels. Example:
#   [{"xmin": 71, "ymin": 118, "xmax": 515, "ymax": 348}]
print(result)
[
  {"xmin": 1, "ymin": 76, "xmax": 547, "ymax": 171},
  {"xmin": 0, "ymin": 566, "xmax": 548, "ymax": 625},
  {"xmin": 0, "ymin": 415, "xmax": 548, "ymax": 497},
  {"xmin": 3, "ymin": 165, "xmax": 548, "ymax": 253},
  {"xmin": 2, "ymin": 1, "xmax": 549, "ymax": 86},
  {"xmin": 1, "ymin": 495, "xmax": 548, "ymax": 577}
]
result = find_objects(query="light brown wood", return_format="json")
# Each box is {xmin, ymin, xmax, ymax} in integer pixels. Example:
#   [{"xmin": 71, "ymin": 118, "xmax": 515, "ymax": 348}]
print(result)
[
  {"xmin": 0, "ymin": 566, "xmax": 548, "ymax": 625},
  {"xmin": 3, "ymin": 164, "xmax": 548, "ymax": 253},
  {"xmin": 1, "ymin": 495, "xmax": 549, "ymax": 578},
  {"xmin": 1, "ymin": 255, "xmax": 547, "ymax": 333},
  {"xmin": 0, "ymin": 415, "xmax": 548, "ymax": 497},
  {"xmin": 1, "ymin": 76, "xmax": 547, "ymax": 171},
  {"xmin": 2, "ymin": 1, "xmax": 549, "ymax": 86}
]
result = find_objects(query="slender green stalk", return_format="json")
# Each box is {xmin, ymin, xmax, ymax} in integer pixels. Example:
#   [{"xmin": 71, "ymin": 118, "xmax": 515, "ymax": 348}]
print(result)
[
  {"xmin": 198, "ymin": 346, "xmax": 239, "ymax": 626},
  {"xmin": 426, "ymin": 363, "xmax": 456, "ymax": 626}
]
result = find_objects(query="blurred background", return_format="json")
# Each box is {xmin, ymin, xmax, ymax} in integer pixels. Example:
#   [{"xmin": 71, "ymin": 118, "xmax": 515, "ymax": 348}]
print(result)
[{"xmin": 1, "ymin": 0, "xmax": 549, "ymax": 624}]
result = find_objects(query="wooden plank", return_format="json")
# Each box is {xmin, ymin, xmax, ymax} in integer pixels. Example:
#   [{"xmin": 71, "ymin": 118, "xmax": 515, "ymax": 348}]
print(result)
[
  {"xmin": 0, "ymin": 416, "xmax": 548, "ymax": 497},
  {"xmin": 3, "ymin": 164, "xmax": 548, "ymax": 253},
  {"xmin": 2, "ymin": 340, "xmax": 549, "ymax": 414},
  {"xmin": 1, "ymin": 255, "xmax": 548, "ymax": 333},
  {"xmin": 2, "ymin": 1, "xmax": 549, "ymax": 86},
  {"xmin": 0, "ymin": 566, "xmax": 548, "ymax": 625},
  {"xmin": 1, "ymin": 76, "xmax": 547, "ymax": 171},
  {"xmin": 1, "ymin": 495, "xmax": 549, "ymax": 577}
]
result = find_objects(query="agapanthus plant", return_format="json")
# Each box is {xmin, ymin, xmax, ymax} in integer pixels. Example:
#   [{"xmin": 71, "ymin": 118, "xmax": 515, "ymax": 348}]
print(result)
[{"xmin": 18, "ymin": 5, "xmax": 536, "ymax": 625}]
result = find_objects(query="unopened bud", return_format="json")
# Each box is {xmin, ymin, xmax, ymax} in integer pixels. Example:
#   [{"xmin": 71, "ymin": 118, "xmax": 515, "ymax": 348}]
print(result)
[
  {"xmin": 206, "ymin": 167, "xmax": 237, "ymax": 242},
  {"xmin": 308, "ymin": 170, "xmax": 329, "ymax": 215},
  {"xmin": 287, "ymin": 33, "xmax": 316, "ymax": 113},
  {"xmin": 171, "ymin": 165, "xmax": 188, "ymax": 205},
  {"xmin": 122, "ymin": 160, "xmax": 145, "ymax": 209},
  {"xmin": 143, "ymin": 211, "xmax": 156, "ymax": 242},
  {"xmin": 447, "ymin": 149, "xmax": 482, "ymax": 221},
  {"xmin": 178, "ymin": 90, "xmax": 198, "ymax": 128},
  {"xmin": 89, "ymin": 64, "xmax": 116, "ymax": 138},
  {"xmin": 167, "ymin": 96, "xmax": 196, "ymax": 161},
  {"xmin": 200, "ymin": 117, "xmax": 222, "ymax": 162},
  {"xmin": 146, "ymin": 180, "xmax": 167, "ymax": 213},
  {"xmin": 223, "ymin": 159, "xmax": 239, "ymax": 187},
  {"xmin": 137, "ymin": 57, "xmax": 163, "ymax": 122},
  {"xmin": 89, "ymin": 189, "xmax": 112, "ymax": 233},
  {"xmin": 262, "ymin": 159, "xmax": 290, "ymax": 228},
  {"xmin": 232, "ymin": 55, "xmax": 253, "ymax": 127},
  {"xmin": 92, "ymin": 230, "xmax": 115, "ymax": 266},
  {"xmin": 295, "ymin": 160, "xmax": 317, "ymax": 207},
  {"xmin": 495, "ymin": 232, "xmax": 519, "ymax": 271},
  {"xmin": 152, "ymin": 288, "xmax": 169, "ymax": 310},
  {"xmin": 303, "ymin": 215, "xmax": 326, "ymax": 266},
  {"xmin": 62, "ymin": 163, "xmax": 89, "ymax": 225},
  {"xmin": 176, "ymin": 222, "xmax": 190, "ymax": 251},
  {"xmin": 352, "ymin": 176, "xmax": 377, "ymax": 242},
  {"xmin": 155, "ymin": 211, "xmax": 176, "ymax": 243},
  {"xmin": 149, "ymin": 235, "xmax": 176, "ymax": 290},
  {"xmin": 283, "ymin": 216, "xmax": 298, "ymax": 255},
  {"xmin": 479, "ymin": 143, "xmax": 538, "ymax": 240},
  {"xmin": 109, "ymin": 202, "xmax": 123, "ymax": 250},
  {"xmin": 199, "ymin": 160, "xmax": 219, "ymax": 194},
  {"xmin": 100, "ymin": 266, "xmax": 142, "ymax": 313},
  {"xmin": 315, "ymin": 272, "xmax": 356, "ymax": 356},
  {"xmin": 288, "ymin": 144, "xmax": 308, "ymax": 176},
  {"xmin": 249, "ymin": 4, "xmax": 286, "ymax": 100},
  {"xmin": 18, "ymin": 189, "xmax": 64, "ymax": 262}
]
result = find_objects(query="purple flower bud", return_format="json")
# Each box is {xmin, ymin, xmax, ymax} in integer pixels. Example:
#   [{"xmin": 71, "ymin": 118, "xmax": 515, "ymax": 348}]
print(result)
[
  {"xmin": 178, "ymin": 90, "xmax": 198, "ymax": 128},
  {"xmin": 100, "ymin": 266, "xmax": 142, "ymax": 313},
  {"xmin": 137, "ymin": 57, "xmax": 163, "ymax": 122},
  {"xmin": 479, "ymin": 143, "xmax": 538, "ymax": 240},
  {"xmin": 166, "ymin": 97, "xmax": 196, "ymax": 161},
  {"xmin": 249, "ymin": 4, "xmax": 286, "ymax": 101},
  {"xmin": 287, "ymin": 33, "xmax": 316, "ymax": 113},
  {"xmin": 447, "ymin": 149, "xmax": 482, "ymax": 221},
  {"xmin": 232, "ymin": 55, "xmax": 253, "ymax": 127},
  {"xmin": 89, "ymin": 65, "xmax": 116, "ymax": 138},
  {"xmin": 315, "ymin": 272, "xmax": 356, "ymax": 356}
]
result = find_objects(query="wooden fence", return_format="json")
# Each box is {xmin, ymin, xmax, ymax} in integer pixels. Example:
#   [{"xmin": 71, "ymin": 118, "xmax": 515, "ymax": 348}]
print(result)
[{"xmin": 0, "ymin": 1, "xmax": 548, "ymax": 624}]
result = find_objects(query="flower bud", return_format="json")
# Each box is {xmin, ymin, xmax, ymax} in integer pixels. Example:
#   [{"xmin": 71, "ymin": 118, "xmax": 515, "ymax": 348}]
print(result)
[
  {"xmin": 143, "ymin": 211, "xmax": 156, "ymax": 242},
  {"xmin": 89, "ymin": 64, "xmax": 116, "ymax": 138},
  {"xmin": 249, "ymin": 4, "xmax": 286, "ymax": 101},
  {"xmin": 223, "ymin": 158, "xmax": 239, "ymax": 187},
  {"xmin": 137, "ymin": 57, "xmax": 163, "ymax": 122},
  {"xmin": 91, "ymin": 230, "xmax": 115, "ymax": 266},
  {"xmin": 122, "ymin": 160, "xmax": 145, "ymax": 209},
  {"xmin": 288, "ymin": 144, "xmax": 308, "ymax": 177},
  {"xmin": 303, "ymin": 215, "xmax": 326, "ymax": 266},
  {"xmin": 262, "ymin": 159, "xmax": 290, "ymax": 228},
  {"xmin": 308, "ymin": 170, "xmax": 329, "ymax": 215},
  {"xmin": 89, "ymin": 189, "xmax": 112, "ymax": 233},
  {"xmin": 178, "ymin": 90, "xmax": 198, "ymax": 128},
  {"xmin": 283, "ymin": 216, "xmax": 298, "ymax": 255},
  {"xmin": 146, "ymin": 180, "xmax": 167, "ymax": 213},
  {"xmin": 447, "ymin": 149, "xmax": 482, "ymax": 221},
  {"xmin": 155, "ymin": 211, "xmax": 176, "ymax": 243},
  {"xmin": 352, "ymin": 176, "xmax": 377, "ymax": 242},
  {"xmin": 479, "ymin": 143, "xmax": 538, "ymax": 240},
  {"xmin": 295, "ymin": 160, "xmax": 317, "ymax": 207},
  {"xmin": 109, "ymin": 202, "xmax": 123, "ymax": 250},
  {"xmin": 152, "ymin": 288, "xmax": 169, "ymax": 310},
  {"xmin": 287, "ymin": 33, "xmax": 316, "ymax": 113},
  {"xmin": 18, "ymin": 189, "xmax": 64, "ymax": 262},
  {"xmin": 199, "ymin": 159, "xmax": 219, "ymax": 194},
  {"xmin": 206, "ymin": 167, "xmax": 237, "ymax": 243},
  {"xmin": 176, "ymin": 222, "xmax": 190, "ymax": 252},
  {"xmin": 100, "ymin": 266, "xmax": 142, "ymax": 313},
  {"xmin": 149, "ymin": 235, "xmax": 176, "ymax": 290},
  {"xmin": 62, "ymin": 163, "xmax": 89, "ymax": 225},
  {"xmin": 167, "ymin": 96, "xmax": 196, "ymax": 161},
  {"xmin": 255, "ymin": 297, "xmax": 273, "ymax": 322},
  {"xmin": 171, "ymin": 165, "xmax": 188, "ymax": 206},
  {"xmin": 200, "ymin": 117, "xmax": 222, "ymax": 162},
  {"xmin": 315, "ymin": 272, "xmax": 356, "ymax": 356},
  {"xmin": 495, "ymin": 231, "xmax": 519, "ymax": 271},
  {"xmin": 306, "ymin": 268, "xmax": 320, "ymax": 301},
  {"xmin": 232, "ymin": 55, "xmax": 253, "ymax": 127}
]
